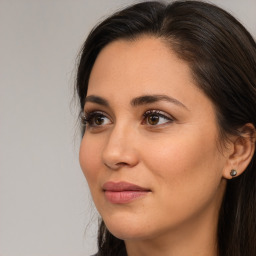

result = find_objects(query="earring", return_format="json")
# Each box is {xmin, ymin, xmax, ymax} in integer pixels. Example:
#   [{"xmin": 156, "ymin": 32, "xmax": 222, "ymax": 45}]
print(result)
[{"xmin": 230, "ymin": 169, "xmax": 237, "ymax": 177}]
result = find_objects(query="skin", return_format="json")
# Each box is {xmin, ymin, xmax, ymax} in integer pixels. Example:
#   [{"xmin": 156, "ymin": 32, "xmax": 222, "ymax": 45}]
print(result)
[{"xmin": 79, "ymin": 36, "xmax": 252, "ymax": 256}]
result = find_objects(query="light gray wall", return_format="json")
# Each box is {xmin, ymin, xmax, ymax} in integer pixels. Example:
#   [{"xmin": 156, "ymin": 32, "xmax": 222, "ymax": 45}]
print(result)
[{"xmin": 0, "ymin": 1, "xmax": 255, "ymax": 255}]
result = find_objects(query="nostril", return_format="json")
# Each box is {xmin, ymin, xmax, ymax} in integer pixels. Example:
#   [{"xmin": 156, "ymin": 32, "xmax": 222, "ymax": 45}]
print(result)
[
  {"xmin": 118, "ymin": 162, "xmax": 128, "ymax": 165},
  {"xmin": 104, "ymin": 163, "xmax": 111, "ymax": 169},
  {"xmin": 104, "ymin": 162, "xmax": 128, "ymax": 170}
]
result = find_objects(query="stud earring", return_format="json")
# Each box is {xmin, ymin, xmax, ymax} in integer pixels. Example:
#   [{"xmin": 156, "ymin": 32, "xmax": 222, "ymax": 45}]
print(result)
[{"xmin": 230, "ymin": 169, "xmax": 237, "ymax": 177}]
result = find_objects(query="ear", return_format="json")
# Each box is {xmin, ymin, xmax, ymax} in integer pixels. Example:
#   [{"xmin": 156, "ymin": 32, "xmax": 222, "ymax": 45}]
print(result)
[{"xmin": 222, "ymin": 123, "xmax": 256, "ymax": 179}]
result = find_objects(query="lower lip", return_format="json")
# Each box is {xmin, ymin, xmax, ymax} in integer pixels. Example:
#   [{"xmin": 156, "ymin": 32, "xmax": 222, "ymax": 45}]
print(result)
[{"xmin": 104, "ymin": 191, "xmax": 149, "ymax": 204}]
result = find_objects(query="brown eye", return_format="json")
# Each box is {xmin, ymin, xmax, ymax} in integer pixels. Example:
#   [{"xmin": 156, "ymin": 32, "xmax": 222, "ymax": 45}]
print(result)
[
  {"xmin": 147, "ymin": 114, "xmax": 160, "ymax": 125},
  {"xmin": 83, "ymin": 111, "xmax": 111, "ymax": 128},
  {"xmin": 143, "ymin": 110, "xmax": 174, "ymax": 126},
  {"xmin": 94, "ymin": 115, "xmax": 105, "ymax": 125}
]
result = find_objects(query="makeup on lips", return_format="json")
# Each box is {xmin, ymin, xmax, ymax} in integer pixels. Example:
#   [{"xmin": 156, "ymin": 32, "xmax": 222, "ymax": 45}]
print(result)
[{"xmin": 103, "ymin": 182, "xmax": 151, "ymax": 204}]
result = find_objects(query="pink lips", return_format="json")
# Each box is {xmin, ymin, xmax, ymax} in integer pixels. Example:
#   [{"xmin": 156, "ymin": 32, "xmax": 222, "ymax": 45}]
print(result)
[{"xmin": 103, "ymin": 182, "xmax": 150, "ymax": 204}]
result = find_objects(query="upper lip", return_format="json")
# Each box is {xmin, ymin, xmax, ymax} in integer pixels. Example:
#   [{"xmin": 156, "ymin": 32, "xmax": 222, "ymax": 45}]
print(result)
[{"xmin": 102, "ymin": 181, "xmax": 150, "ymax": 192}]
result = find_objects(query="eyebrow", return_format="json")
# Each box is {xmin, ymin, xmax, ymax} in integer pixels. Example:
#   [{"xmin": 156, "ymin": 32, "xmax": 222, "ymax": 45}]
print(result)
[
  {"xmin": 131, "ymin": 94, "xmax": 188, "ymax": 110},
  {"xmin": 84, "ymin": 94, "xmax": 188, "ymax": 110},
  {"xmin": 84, "ymin": 95, "xmax": 109, "ymax": 107}
]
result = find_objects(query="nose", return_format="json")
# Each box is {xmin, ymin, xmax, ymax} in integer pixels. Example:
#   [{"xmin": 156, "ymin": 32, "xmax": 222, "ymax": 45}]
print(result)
[{"xmin": 102, "ymin": 124, "xmax": 139, "ymax": 170}]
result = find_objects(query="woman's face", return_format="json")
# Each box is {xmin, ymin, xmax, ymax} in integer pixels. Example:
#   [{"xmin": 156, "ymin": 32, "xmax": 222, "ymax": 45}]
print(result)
[{"xmin": 79, "ymin": 37, "xmax": 229, "ymax": 241}]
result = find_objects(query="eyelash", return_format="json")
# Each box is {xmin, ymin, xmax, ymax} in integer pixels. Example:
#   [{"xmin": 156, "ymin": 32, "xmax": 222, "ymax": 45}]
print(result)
[
  {"xmin": 81, "ymin": 110, "xmax": 174, "ymax": 129},
  {"xmin": 81, "ymin": 111, "xmax": 110, "ymax": 127},
  {"xmin": 142, "ymin": 110, "xmax": 174, "ymax": 126}
]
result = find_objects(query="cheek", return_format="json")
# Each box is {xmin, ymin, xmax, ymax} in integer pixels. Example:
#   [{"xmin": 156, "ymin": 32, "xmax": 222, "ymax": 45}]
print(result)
[
  {"xmin": 143, "ymin": 126, "xmax": 222, "ymax": 175},
  {"xmin": 141, "ymin": 128, "xmax": 224, "ymax": 198},
  {"xmin": 136, "ymin": 133, "xmax": 225, "ymax": 228},
  {"xmin": 79, "ymin": 135, "xmax": 102, "ymax": 185}
]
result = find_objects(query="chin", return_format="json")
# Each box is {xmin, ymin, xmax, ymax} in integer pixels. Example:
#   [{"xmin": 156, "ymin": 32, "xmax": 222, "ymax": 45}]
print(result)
[
  {"xmin": 103, "ymin": 214, "xmax": 155, "ymax": 241},
  {"xmin": 107, "ymin": 226, "xmax": 148, "ymax": 241}
]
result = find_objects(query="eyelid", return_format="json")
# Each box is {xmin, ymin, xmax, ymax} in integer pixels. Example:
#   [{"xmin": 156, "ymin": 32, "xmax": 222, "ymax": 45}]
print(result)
[
  {"xmin": 143, "ymin": 109, "xmax": 174, "ymax": 119},
  {"xmin": 81, "ymin": 110, "xmax": 112, "ymax": 128},
  {"xmin": 81, "ymin": 109, "xmax": 175, "ymax": 129},
  {"xmin": 84, "ymin": 110, "xmax": 105, "ymax": 117},
  {"xmin": 142, "ymin": 109, "xmax": 175, "ymax": 125},
  {"xmin": 143, "ymin": 109, "xmax": 174, "ymax": 118}
]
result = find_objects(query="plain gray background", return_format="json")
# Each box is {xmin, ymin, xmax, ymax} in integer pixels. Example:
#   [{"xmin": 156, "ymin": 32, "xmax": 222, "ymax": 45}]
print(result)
[{"xmin": 0, "ymin": 0, "xmax": 255, "ymax": 255}]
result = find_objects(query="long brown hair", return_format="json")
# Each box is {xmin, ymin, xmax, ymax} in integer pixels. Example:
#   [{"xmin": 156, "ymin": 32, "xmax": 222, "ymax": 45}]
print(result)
[{"xmin": 76, "ymin": 1, "xmax": 256, "ymax": 255}]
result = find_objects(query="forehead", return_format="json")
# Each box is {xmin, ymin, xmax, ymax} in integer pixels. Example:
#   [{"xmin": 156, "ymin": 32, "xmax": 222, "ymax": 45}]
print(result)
[
  {"xmin": 88, "ymin": 36, "xmax": 193, "ymax": 92},
  {"xmin": 87, "ymin": 36, "xmax": 211, "ymax": 112}
]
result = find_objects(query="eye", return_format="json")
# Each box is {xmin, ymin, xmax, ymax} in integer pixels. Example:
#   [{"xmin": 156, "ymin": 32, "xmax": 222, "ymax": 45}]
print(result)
[
  {"xmin": 82, "ymin": 111, "xmax": 111, "ymax": 128},
  {"xmin": 142, "ymin": 110, "xmax": 174, "ymax": 126}
]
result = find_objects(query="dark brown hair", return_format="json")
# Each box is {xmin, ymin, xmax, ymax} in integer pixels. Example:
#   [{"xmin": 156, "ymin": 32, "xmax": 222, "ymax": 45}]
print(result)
[{"xmin": 76, "ymin": 1, "xmax": 256, "ymax": 255}]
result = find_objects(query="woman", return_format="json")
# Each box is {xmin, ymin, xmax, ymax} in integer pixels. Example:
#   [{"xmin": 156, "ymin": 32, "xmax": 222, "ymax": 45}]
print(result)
[{"xmin": 76, "ymin": 1, "xmax": 256, "ymax": 255}]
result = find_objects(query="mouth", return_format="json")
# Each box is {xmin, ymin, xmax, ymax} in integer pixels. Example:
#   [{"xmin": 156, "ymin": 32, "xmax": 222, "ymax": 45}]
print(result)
[{"xmin": 102, "ymin": 181, "xmax": 151, "ymax": 204}]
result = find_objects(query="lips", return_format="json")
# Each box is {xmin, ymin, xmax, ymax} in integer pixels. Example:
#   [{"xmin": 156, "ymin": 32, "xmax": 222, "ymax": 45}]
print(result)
[{"xmin": 103, "ymin": 182, "xmax": 150, "ymax": 204}]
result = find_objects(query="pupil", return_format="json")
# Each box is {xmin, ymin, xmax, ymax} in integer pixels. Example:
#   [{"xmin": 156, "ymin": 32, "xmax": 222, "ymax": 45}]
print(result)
[
  {"xmin": 95, "ymin": 116, "xmax": 104, "ymax": 125},
  {"xmin": 149, "ymin": 115, "xmax": 159, "ymax": 125}
]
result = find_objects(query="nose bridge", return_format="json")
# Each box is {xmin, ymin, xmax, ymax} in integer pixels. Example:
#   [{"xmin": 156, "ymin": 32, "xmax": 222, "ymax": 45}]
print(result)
[{"xmin": 102, "ymin": 120, "xmax": 138, "ymax": 169}]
